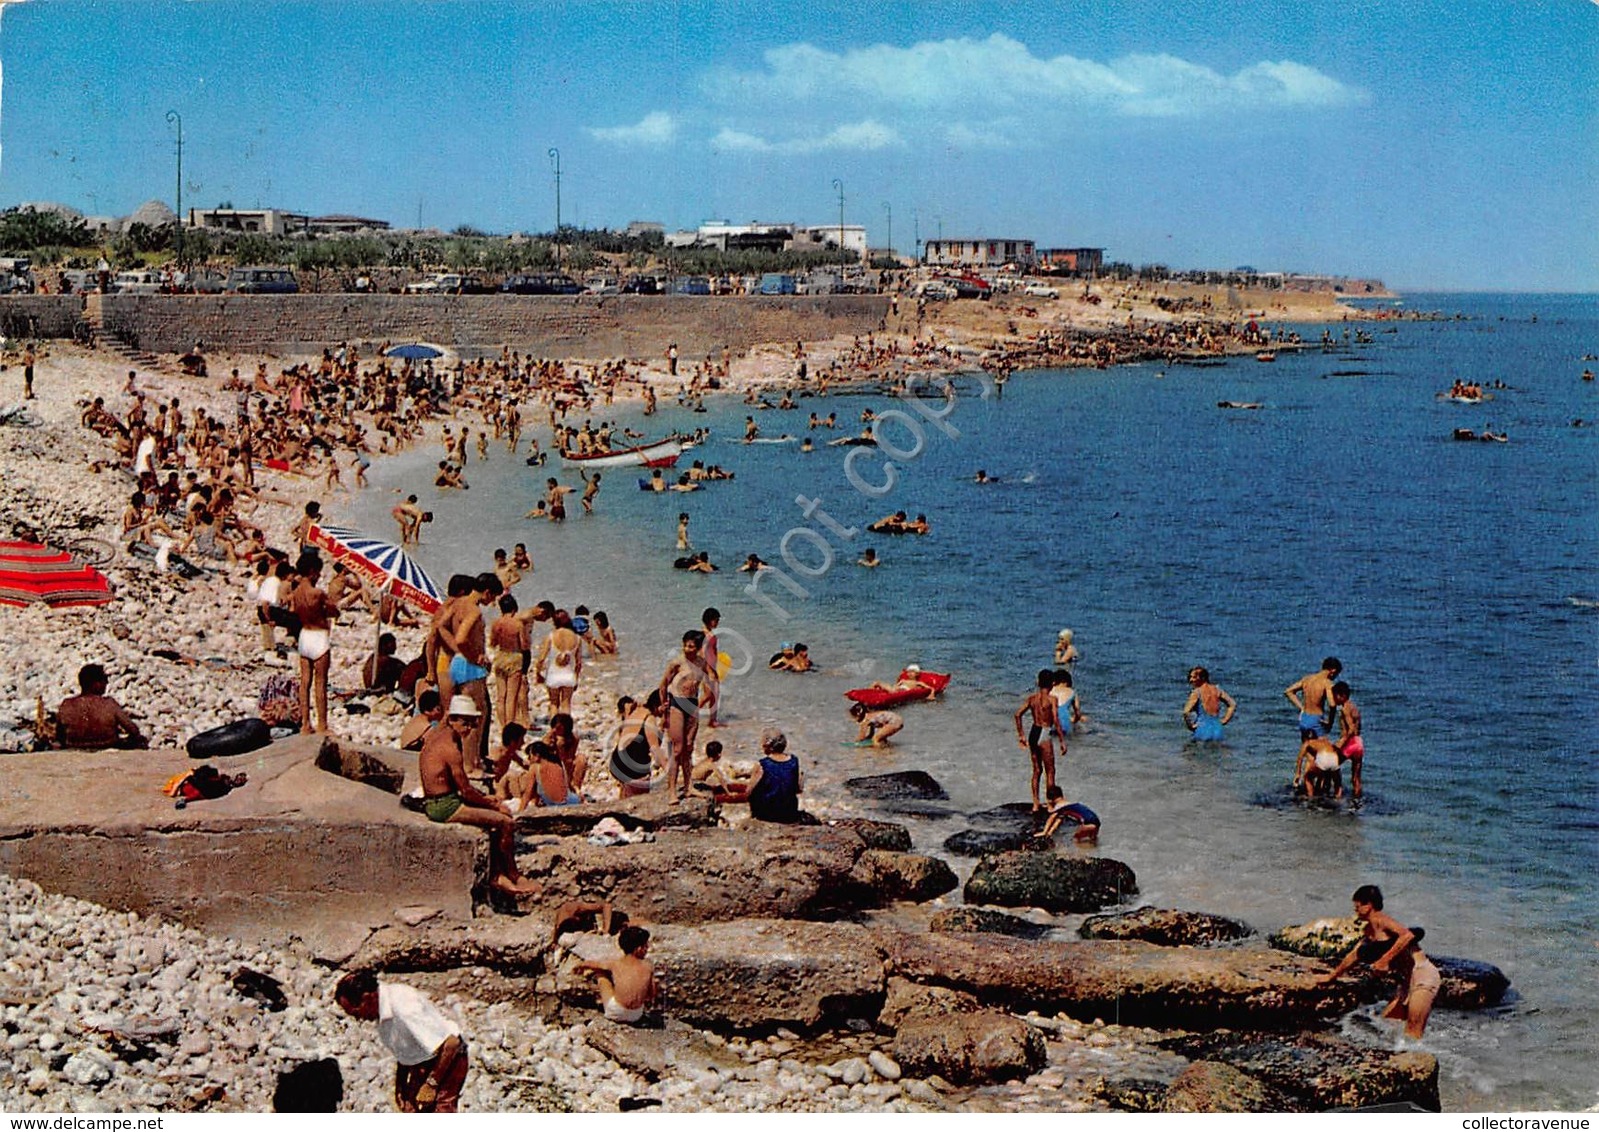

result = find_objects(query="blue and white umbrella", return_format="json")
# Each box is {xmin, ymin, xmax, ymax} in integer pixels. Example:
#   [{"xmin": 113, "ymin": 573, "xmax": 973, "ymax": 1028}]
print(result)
[
  {"xmin": 306, "ymin": 524, "xmax": 442, "ymax": 614},
  {"xmin": 384, "ymin": 342, "xmax": 447, "ymax": 361}
]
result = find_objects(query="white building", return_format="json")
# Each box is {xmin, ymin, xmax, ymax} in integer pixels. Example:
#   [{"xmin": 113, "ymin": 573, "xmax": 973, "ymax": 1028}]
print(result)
[
  {"xmin": 187, "ymin": 208, "xmax": 311, "ymax": 237},
  {"xmin": 664, "ymin": 220, "xmax": 870, "ymax": 261},
  {"xmin": 923, "ymin": 237, "xmax": 1037, "ymax": 270}
]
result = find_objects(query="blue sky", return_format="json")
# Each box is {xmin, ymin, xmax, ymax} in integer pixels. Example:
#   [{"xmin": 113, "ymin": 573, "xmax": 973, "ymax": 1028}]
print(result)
[{"xmin": 0, "ymin": 0, "xmax": 1594, "ymax": 290}]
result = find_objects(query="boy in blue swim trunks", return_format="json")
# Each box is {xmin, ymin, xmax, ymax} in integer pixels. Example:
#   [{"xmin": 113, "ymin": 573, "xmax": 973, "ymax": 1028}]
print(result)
[{"xmin": 1285, "ymin": 656, "xmax": 1342, "ymax": 740}]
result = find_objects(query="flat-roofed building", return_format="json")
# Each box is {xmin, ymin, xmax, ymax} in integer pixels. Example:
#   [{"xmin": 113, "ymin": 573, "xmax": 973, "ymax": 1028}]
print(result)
[
  {"xmin": 188, "ymin": 208, "xmax": 310, "ymax": 236},
  {"xmin": 923, "ymin": 237, "xmax": 1037, "ymax": 270},
  {"xmin": 1038, "ymin": 247, "xmax": 1104, "ymax": 274},
  {"xmin": 309, "ymin": 214, "xmax": 391, "ymax": 234}
]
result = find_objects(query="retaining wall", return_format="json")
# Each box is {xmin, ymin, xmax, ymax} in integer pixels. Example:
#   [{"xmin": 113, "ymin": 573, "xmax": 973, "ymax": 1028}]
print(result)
[
  {"xmin": 0, "ymin": 295, "xmax": 85, "ymax": 339},
  {"xmin": 83, "ymin": 293, "xmax": 889, "ymax": 358}
]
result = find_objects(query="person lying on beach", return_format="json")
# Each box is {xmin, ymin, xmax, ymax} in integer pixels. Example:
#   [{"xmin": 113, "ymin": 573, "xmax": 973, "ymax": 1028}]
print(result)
[
  {"xmin": 573, "ymin": 926, "xmax": 657, "ymax": 1025},
  {"xmin": 848, "ymin": 703, "xmax": 904, "ymax": 747},
  {"xmin": 549, "ymin": 900, "xmax": 626, "ymax": 946}
]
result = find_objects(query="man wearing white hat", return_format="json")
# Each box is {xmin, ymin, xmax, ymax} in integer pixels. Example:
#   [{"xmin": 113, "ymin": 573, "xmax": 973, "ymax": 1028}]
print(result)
[{"xmin": 418, "ymin": 695, "xmax": 541, "ymax": 898}]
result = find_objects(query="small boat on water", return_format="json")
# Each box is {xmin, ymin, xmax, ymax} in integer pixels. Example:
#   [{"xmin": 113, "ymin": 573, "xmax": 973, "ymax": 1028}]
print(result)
[
  {"xmin": 1453, "ymin": 428, "xmax": 1509, "ymax": 443},
  {"xmin": 560, "ymin": 438, "xmax": 682, "ymax": 468},
  {"xmin": 1217, "ymin": 400, "xmax": 1264, "ymax": 410},
  {"xmin": 1255, "ymin": 351, "xmax": 1277, "ymax": 362}
]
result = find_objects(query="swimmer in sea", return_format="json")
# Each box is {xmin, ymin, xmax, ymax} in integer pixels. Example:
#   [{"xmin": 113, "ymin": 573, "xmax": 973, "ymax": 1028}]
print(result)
[
  {"xmin": 1014, "ymin": 669, "xmax": 1059, "ymax": 811},
  {"xmin": 1285, "ymin": 656, "xmax": 1342, "ymax": 740},
  {"xmin": 1053, "ymin": 629, "xmax": 1079, "ymax": 667},
  {"xmin": 1182, "ymin": 666, "xmax": 1236, "ymax": 741},
  {"xmin": 857, "ymin": 548, "xmax": 881, "ymax": 568},
  {"xmin": 1332, "ymin": 680, "xmax": 1364, "ymax": 798}
]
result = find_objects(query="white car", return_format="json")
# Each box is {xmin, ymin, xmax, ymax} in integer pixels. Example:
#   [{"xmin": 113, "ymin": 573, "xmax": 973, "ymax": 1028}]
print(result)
[
  {"xmin": 404, "ymin": 273, "xmax": 460, "ymax": 294},
  {"xmin": 1023, "ymin": 282, "xmax": 1060, "ymax": 299},
  {"xmin": 112, "ymin": 269, "xmax": 166, "ymax": 294}
]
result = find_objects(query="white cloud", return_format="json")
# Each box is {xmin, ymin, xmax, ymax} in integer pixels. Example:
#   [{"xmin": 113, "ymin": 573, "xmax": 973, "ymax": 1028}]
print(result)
[
  {"xmin": 706, "ymin": 34, "xmax": 1367, "ymax": 121},
  {"xmin": 710, "ymin": 119, "xmax": 903, "ymax": 155},
  {"xmin": 587, "ymin": 111, "xmax": 678, "ymax": 147}
]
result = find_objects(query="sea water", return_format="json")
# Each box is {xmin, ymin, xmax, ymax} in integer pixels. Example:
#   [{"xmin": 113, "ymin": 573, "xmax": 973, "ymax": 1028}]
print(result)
[{"xmin": 346, "ymin": 293, "xmax": 1598, "ymax": 1109}]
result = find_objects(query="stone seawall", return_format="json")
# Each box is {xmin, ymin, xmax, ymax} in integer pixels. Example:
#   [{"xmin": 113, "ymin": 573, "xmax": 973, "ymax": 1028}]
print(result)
[
  {"xmin": 81, "ymin": 293, "xmax": 890, "ymax": 358},
  {"xmin": 0, "ymin": 295, "xmax": 84, "ymax": 339}
]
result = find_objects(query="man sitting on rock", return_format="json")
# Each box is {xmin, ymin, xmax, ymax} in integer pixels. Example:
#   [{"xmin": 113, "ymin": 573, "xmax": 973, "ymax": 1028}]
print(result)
[
  {"xmin": 56, "ymin": 664, "xmax": 147, "ymax": 749},
  {"xmin": 418, "ymin": 695, "xmax": 541, "ymax": 898}
]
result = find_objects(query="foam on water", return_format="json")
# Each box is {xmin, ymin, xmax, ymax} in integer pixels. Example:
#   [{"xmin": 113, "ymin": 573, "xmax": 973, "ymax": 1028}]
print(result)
[{"xmin": 347, "ymin": 293, "xmax": 1598, "ymax": 1109}]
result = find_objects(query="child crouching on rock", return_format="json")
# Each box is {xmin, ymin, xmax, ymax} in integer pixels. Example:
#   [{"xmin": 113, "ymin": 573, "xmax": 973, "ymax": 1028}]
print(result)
[{"xmin": 574, "ymin": 925, "xmax": 657, "ymax": 1025}]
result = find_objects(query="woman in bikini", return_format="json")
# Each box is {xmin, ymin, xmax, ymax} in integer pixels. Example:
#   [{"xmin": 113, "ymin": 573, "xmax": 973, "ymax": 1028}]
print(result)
[
  {"xmin": 489, "ymin": 593, "xmax": 529, "ymax": 727},
  {"xmin": 1317, "ymin": 884, "xmax": 1441, "ymax": 1038}
]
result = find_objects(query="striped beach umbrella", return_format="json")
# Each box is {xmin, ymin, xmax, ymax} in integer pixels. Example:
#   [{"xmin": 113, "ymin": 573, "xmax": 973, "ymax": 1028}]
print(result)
[
  {"xmin": 305, "ymin": 524, "xmax": 442, "ymax": 615},
  {"xmin": 0, "ymin": 542, "xmax": 114, "ymax": 608}
]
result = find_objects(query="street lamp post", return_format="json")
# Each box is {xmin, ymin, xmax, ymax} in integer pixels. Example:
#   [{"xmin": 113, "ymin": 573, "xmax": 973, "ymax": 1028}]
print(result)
[
  {"xmin": 881, "ymin": 201, "xmax": 891, "ymax": 263},
  {"xmin": 832, "ymin": 178, "xmax": 846, "ymax": 265},
  {"xmin": 166, "ymin": 110, "xmax": 183, "ymax": 270},
  {"xmin": 548, "ymin": 147, "xmax": 562, "ymax": 269},
  {"xmin": 913, "ymin": 209, "xmax": 920, "ymax": 264}
]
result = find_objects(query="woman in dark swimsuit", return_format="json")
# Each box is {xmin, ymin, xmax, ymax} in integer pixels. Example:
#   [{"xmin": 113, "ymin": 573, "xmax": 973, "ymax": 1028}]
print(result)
[
  {"xmin": 608, "ymin": 693, "xmax": 664, "ymax": 797},
  {"xmin": 1317, "ymin": 884, "xmax": 1441, "ymax": 1038}
]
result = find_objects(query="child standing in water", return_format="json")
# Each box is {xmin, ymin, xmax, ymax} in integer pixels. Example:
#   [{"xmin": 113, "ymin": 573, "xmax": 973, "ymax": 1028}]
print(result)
[{"xmin": 676, "ymin": 512, "xmax": 691, "ymax": 550}]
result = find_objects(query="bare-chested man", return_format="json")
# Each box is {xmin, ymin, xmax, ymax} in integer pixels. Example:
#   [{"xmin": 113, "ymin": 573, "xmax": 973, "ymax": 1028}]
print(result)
[
  {"xmin": 288, "ymin": 553, "xmax": 338, "ymax": 734},
  {"xmin": 430, "ymin": 573, "xmax": 502, "ymax": 775},
  {"xmin": 1014, "ymin": 668, "xmax": 1059, "ymax": 812},
  {"xmin": 658, "ymin": 630, "xmax": 709, "ymax": 801},
  {"xmin": 1285, "ymin": 656, "xmax": 1343, "ymax": 740},
  {"xmin": 56, "ymin": 664, "xmax": 147, "ymax": 749},
  {"xmin": 418, "ymin": 696, "xmax": 540, "ymax": 898},
  {"xmin": 393, "ymin": 494, "xmax": 425, "ymax": 546}
]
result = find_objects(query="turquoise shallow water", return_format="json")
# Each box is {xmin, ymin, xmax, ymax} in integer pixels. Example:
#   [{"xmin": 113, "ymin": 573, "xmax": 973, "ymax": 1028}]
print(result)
[{"xmin": 348, "ymin": 293, "xmax": 1598, "ymax": 1109}]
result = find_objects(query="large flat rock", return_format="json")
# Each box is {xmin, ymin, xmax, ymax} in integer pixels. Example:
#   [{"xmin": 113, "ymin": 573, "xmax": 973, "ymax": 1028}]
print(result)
[
  {"xmin": 645, "ymin": 920, "xmax": 886, "ymax": 1031},
  {"xmin": 523, "ymin": 822, "xmax": 872, "ymax": 923},
  {"xmin": 885, "ymin": 932, "xmax": 1365, "ymax": 1029},
  {"xmin": 0, "ymin": 735, "xmax": 482, "ymax": 947}
]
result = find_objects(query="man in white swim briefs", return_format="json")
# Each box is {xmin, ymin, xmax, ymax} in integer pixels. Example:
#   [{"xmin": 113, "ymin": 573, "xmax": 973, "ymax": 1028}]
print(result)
[{"xmin": 288, "ymin": 552, "xmax": 338, "ymax": 734}]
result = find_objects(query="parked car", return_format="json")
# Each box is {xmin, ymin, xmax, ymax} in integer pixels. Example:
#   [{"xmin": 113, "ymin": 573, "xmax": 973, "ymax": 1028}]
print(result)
[
  {"xmin": 674, "ymin": 276, "xmax": 712, "ymax": 296},
  {"xmin": 405, "ymin": 272, "xmax": 492, "ymax": 294},
  {"xmin": 949, "ymin": 274, "xmax": 993, "ymax": 300},
  {"xmin": 1023, "ymin": 282, "xmax": 1060, "ymax": 299},
  {"xmin": 585, "ymin": 275, "xmax": 621, "ymax": 295},
  {"xmin": 112, "ymin": 269, "xmax": 166, "ymax": 294},
  {"xmin": 916, "ymin": 280, "xmax": 957, "ymax": 300},
  {"xmin": 225, "ymin": 266, "xmax": 299, "ymax": 294},
  {"xmin": 501, "ymin": 273, "xmax": 583, "ymax": 295},
  {"xmin": 757, "ymin": 273, "xmax": 797, "ymax": 296},
  {"xmin": 177, "ymin": 269, "xmax": 227, "ymax": 294},
  {"xmin": 620, "ymin": 275, "xmax": 664, "ymax": 295},
  {"xmin": 0, "ymin": 257, "xmax": 35, "ymax": 293}
]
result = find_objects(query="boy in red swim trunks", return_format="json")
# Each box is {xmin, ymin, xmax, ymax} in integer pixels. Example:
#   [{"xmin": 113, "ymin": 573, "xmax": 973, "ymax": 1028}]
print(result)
[{"xmin": 1333, "ymin": 681, "xmax": 1365, "ymax": 798}]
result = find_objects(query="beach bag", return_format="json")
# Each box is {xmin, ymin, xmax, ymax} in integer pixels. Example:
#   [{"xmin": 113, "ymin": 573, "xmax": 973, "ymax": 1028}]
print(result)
[{"xmin": 258, "ymin": 673, "xmax": 302, "ymax": 727}]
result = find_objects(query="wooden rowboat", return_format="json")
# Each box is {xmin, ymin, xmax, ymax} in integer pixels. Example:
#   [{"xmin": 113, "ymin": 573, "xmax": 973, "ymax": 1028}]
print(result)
[{"xmin": 559, "ymin": 439, "xmax": 683, "ymax": 469}]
